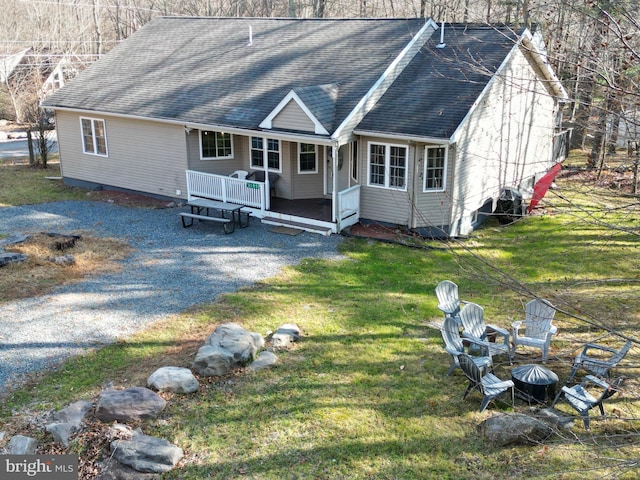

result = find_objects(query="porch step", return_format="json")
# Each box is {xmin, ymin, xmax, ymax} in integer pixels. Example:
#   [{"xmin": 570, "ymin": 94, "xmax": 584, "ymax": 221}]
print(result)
[{"xmin": 261, "ymin": 216, "xmax": 333, "ymax": 236}]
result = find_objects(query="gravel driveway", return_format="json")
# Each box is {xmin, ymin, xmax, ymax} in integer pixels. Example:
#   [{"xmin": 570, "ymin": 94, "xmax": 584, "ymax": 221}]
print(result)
[{"xmin": 0, "ymin": 201, "xmax": 344, "ymax": 395}]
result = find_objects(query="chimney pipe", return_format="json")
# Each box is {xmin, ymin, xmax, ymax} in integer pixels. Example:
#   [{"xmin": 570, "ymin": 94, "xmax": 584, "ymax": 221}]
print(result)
[{"xmin": 436, "ymin": 22, "xmax": 446, "ymax": 48}]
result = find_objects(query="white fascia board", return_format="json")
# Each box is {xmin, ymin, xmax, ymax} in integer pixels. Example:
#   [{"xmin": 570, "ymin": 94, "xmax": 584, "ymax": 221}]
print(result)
[
  {"xmin": 332, "ymin": 18, "xmax": 439, "ymax": 142},
  {"xmin": 259, "ymin": 90, "xmax": 330, "ymax": 135},
  {"xmin": 47, "ymin": 106, "xmax": 335, "ymax": 145},
  {"xmin": 520, "ymin": 30, "xmax": 569, "ymax": 101},
  {"xmin": 353, "ymin": 129, "xmax": 450, "ymax": 145}
]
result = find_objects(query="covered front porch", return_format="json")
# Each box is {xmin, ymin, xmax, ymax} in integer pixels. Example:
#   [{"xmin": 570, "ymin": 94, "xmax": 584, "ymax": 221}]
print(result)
[{"xmin": 185, "ymin": 170, "xmax": 360, "ymax": 235}]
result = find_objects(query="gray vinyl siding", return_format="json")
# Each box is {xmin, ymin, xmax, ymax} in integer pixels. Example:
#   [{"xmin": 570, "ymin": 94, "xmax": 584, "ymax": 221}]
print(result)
[
  {"xmin": 272, "ymin": 101, "xmax": 316, "ymax": 133},
  {"xmin": 56, "ymin": 111, "xmax": 188, "ymax": 198},
  {"xmin": 450, "ymin": 46, "xmax": 557, "ymax": 236}
]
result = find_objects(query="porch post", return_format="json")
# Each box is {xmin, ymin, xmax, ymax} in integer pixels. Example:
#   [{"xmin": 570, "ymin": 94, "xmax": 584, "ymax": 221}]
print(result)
[
  {"xmin": 331, "ymin": 142, "xmax": 339, "ymax": 223},
  {"xmin": 263, "ymin": 136, "xmax": 271, "ymax": 210}
]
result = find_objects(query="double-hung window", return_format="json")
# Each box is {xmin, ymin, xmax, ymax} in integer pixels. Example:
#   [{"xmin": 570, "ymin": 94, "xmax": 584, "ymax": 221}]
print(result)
[
  {"xmin": 80, "ymin": 117, "xmax": 107, "ymax": 156},
  {"xmin": 251, "ymin": 137, "xmax": 281, "ymax": 171},
  {"xmin": 200, "ymin": 130, "xmax": 233, "ymax": 159},
  {"xmin": 367, "ymin": 142, "xmax": 407, "ymax": 190},
  {"xmin": 424, "ymin": 146, "xmax": 447, "ymax": 191},
  {"xmin": 298, "ymin": 143, "xmax": 317, "ymax": 174}
]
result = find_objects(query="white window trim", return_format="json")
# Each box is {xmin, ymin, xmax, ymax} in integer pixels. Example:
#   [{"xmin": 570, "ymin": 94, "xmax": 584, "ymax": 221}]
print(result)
[
  {"xmin": 423, "ymin": 145, "xmax": 448, "ymax": 193},
  {"xmin": 298, "ymin": 142, "xmax": 318, "ymax": 174},
  {"xmin": 366, "ymin": 141, "xmax": 408, "ymax": 191},
  {"xmin": 199, "ymin": 130, "xmax": 234, "ymax": 160},
  {"xmin": 250, "ymin": 137, "xmax": 282, "ymax": 173},
  {"xmin": 80, "ymin": 117, "xmax": 108, "ymax": 157}
]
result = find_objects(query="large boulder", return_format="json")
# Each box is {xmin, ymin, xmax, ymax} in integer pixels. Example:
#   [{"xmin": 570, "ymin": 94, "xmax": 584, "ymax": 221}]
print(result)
[
  {"xmin": 110, "ymin": 433, "xmax": 183, "ymax": 473},
  {"xmin": 147, "ymin": 367, "xmax": 198, "ymax": 394},
  {"xmin": 95, "ymin": 387, "xmax": 166, "ymax": 423},
  {"xmin": 479, "ymin": 413, "xmax": 554, "ymax": 446},
  {"xmin": 192, "ymin": 323, "xmax": 264, "ymax": 376}
]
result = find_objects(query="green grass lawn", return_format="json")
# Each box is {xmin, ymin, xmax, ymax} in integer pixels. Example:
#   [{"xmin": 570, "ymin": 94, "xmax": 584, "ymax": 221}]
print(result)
[{"xmin": 1, "ymin": 156, "xmax": 639, "ymax": 479}]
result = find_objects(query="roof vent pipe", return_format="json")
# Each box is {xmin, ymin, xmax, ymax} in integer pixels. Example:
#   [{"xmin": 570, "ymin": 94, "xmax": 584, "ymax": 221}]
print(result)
[
  {"xmin": 247, "ymin": 25, "xmax": 253, "ymax": 46},
  {"xmin": 436, "ymin": 22, "xmax": 446, "ymax": 48}
]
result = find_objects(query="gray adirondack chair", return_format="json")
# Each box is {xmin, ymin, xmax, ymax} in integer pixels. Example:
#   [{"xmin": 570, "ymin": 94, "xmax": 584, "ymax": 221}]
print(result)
[
  {"xmin": 435, "ymin": 280, "xmax": 464, "ymax": 323},
  {"xmin": 561, "ymin": 375, "xmax": 625, "ymax": 429},
  {"xmin": 552, "ymin": 340, "xmax": 632, "ymax": 407},
  {"xmin": 460, "ymin": 302, "xmax": 512, "ymax": 364},
  {"xmin": 511, "ymin": 299, "xmax": 557, "ymax": 363},
  {"xmin": 458, "ymin": 353, "xmax": 514, "ymax": 412},
  {"xmin": 440, "ymin": 316, "xmax": 493, "ymax": 376},
  {"xmin": 568, "ymin": 340, "xmax": 632, "ymax": 382}
]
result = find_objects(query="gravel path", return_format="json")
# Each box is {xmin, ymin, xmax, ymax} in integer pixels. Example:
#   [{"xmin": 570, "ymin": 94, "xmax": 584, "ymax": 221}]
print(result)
[{"xmin": 0, "ymin": 201, "xmax": 344, "ymax": 395}]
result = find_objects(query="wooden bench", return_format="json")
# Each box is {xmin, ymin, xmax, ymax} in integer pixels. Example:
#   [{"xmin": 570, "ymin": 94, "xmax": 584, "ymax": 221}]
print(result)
[{"xmin": 179, "ymin": 212, "xmax": 234, "ymax": 234}]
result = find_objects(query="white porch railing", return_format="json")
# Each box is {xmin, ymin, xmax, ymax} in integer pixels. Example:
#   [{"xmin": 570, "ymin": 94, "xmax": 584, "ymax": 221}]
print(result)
[
  {"xmin": 186, "ymin": 169, "xmax": 264, "ymax": 209},
  {"xmin": 337, "ymin": 184, "xmax": 361, "ymax": 231}
]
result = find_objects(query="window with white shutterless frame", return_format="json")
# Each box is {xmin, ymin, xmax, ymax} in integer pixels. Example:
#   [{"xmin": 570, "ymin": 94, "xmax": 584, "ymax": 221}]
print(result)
[
  {"xmin": 80, "ymin": 117, "xmax": 108, "ymax": 156},
  {"xmin": 424, "ymin": 145, "xmax": 448, "ymax": 192},
  {"xmin": 199, "ymin": 130, "xmax": 233, "ymax": 160},
  {"xmin": 366, "ymin": 141, "xmax": 407, "ymax": 190}
]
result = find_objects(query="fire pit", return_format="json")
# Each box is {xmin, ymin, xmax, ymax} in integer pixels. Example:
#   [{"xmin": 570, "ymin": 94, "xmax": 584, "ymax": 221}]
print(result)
[{"xmin": 511, "ymin": 364, "xmax": 558, "ymax": 404}]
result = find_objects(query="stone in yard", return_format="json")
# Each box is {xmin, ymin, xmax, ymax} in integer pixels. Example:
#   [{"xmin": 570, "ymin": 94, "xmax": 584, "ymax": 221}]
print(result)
[
  {"xmin": 248, "ymin": 351, "xmax": 278, "ymax": 372},
  {"xmin": 271, "ymin": 323, "xmax": 301, "ymax": 348},
  {"xmin": 192, "ymin": 345, "xmax": 235, "ymax": 376},
  {"xmin": 7, "ymin": 435, "xmax": 38, "ymax": 454},
  {"xmin": 95, "ymin": 387, "xmax": 166, "ymax": 423},
  {"xmin": 207, "ymin": 322, "xmax": 264, "ymax": 364},
  {"xmin": 0, "ymin": 252, "xmax": 28, "ymax": 267},
  {"xmin": 110, "ymin": 433, "xmax": 183, "ymax": 473},
  {"xmin": 48, "ymin": 254, "xmax": 76, "ymax": 266},
  {"xmin": 45, "ymin": 400, "xmax": 93, "ymax": 446},
  {"xmin": 193, "ymin": 323, "xmax": 264, "ymax": 376},
  {"xmin": 0, "ymin": 233, "xmax": 29, "ymax": 247},
  {"xmin": 97, "ymin": 460, "xmax": 161, "ymax": 479},
  {"xmin": 147, "ymin": 366, "xmax": 199, "ymax": 394},
  {"xmin": 479, "ymin": 412, "xmax": 554, "ymax": 446}
]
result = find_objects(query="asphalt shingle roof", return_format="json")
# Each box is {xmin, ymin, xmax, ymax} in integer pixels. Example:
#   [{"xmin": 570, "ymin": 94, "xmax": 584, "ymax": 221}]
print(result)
[
  {"xmin": 357, "ymin": 24, "xmax": 521, "ymax": 139},
  {"xmin": 43, "ymin": 17, "xmax": 428, "ymax": 133}
]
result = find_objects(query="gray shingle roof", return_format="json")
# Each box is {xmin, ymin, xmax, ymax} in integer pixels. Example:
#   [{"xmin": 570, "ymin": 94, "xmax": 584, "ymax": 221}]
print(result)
[
  {"xmin": 43, "ymin": 17, "xmax": 428, "ymax": 133},
  {"xmin": 292, "ymin": 83, "xmax": 339, "ymax": 132},
  {"xmin": 357, "ymin": 25, "xmax": 521, "ymax": 139}
]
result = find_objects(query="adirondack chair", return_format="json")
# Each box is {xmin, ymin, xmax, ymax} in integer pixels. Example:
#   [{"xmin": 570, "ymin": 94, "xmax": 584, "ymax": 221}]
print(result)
[
  {"xmin": 560, "ymin": 375, "xmax": 625, "ymax": 429},
  {"xmin": 552, "ymin": 340, "xmax": 632, "ymax": 407},
  {"xmin": 511, "ymin": 299, "xmax": 558, "ymax": 363},
  {"xmin": 440, "ymin": 316, "xmax": 493, "ymax": 376},
  {"xmin": 460, "ymin": 302, "xmax": 512, "ymax": 364},
  {"xmin": 435, "ymin": 280, "xmax": 464, "ymax": 323},
  {"xmin": 458, "ymin": 353, "xmax": 514, "ymax": 412},
  {"xmin": 568, "ymin": 340, "xmax": 632, "ymax": 383}
]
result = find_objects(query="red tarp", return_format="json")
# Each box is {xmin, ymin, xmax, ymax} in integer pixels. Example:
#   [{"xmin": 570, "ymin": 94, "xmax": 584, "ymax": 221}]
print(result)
[{"xmin": 527, "ymin": 163, "xmax": 562, "ymax": 213}]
